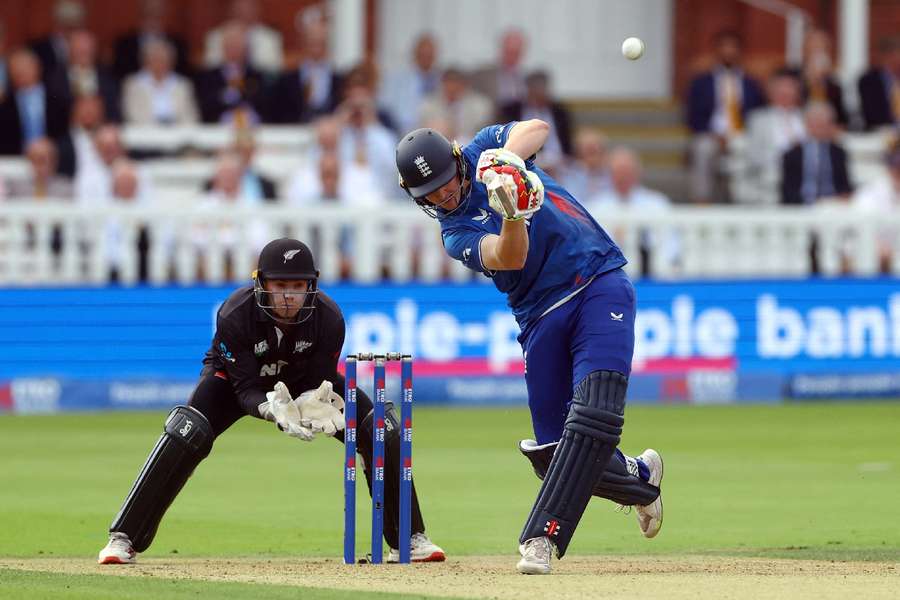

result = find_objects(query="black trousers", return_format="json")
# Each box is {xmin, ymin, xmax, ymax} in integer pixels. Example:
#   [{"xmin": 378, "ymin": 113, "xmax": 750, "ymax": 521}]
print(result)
[{"xmin": 187, "ymin": 372, "xmax": 426, "ymax": 548}]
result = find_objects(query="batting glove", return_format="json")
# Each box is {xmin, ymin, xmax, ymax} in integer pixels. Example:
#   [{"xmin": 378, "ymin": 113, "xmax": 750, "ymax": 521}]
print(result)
[
  {"xmin": 476, "ymin": 148, "xmax": 527, "ymax": 183},
  {"xmin": 483, "ymin": 166, "xmax": 545, "ymax": 221}
]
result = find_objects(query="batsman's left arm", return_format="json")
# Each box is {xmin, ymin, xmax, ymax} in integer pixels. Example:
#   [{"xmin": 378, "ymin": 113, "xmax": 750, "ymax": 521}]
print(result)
[{"xmin": 503, "ymin": 119, "xmax": 549, "ymax": 162}]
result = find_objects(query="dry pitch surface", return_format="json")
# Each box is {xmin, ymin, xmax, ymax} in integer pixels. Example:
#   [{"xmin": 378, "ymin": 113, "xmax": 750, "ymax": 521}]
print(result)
[{"xmin": 2, "ymin": 555, "xmax": 897, "ymax": 599}]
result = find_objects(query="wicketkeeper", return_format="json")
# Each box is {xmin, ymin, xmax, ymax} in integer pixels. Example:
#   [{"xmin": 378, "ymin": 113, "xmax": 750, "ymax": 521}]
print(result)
[
  {"xmin": 98, "ymin": 238, "xmax": 444, "ymax": 564},
  {"xmin": 396, "ymin": 121, "xmax": 664, "ymax": 574}
]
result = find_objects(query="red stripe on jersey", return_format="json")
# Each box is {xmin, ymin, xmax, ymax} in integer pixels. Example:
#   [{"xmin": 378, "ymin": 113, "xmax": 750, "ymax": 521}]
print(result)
[{"xmin": 548, "ymin": 191, "xmax": 591, "ymax": 225}]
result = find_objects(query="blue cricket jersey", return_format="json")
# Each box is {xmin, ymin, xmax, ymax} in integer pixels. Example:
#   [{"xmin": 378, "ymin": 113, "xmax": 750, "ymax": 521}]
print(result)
[{"xmin": 440, "ymin": 123, "xmax": 627, "ymax": 332}]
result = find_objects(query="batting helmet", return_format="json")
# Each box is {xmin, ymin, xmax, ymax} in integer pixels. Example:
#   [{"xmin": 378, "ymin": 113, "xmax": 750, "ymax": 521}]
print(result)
[
  {"xmin": 252, "ymin": 238, "xmax": 319, "ymax": 325},
  {"xmin": 396, "ymin": 128, "xmax": 469, "ymax": 217}
]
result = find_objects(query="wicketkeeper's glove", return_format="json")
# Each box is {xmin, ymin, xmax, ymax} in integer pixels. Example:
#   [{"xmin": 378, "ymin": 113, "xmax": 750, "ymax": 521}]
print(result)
[
  {"xmin": 476, "ymin": 149, "xmax": 544, "ymax": 220},
  {"xmin": 258, "ymin": 381, "xmax": 316, "ymax": 441},
  {"xmin": 295, "ymin": 380, "xmax": 345, "ymax": 437}
]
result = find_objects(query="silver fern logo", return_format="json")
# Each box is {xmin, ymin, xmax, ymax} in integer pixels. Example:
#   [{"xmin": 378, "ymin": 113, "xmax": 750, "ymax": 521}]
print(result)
[{"xmin": 283, "ymin": 249, "xmax": 302, "ymax": 263}]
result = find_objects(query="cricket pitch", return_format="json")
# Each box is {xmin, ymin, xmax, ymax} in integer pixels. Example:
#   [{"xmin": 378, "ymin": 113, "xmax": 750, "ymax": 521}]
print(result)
[{"xmin": 2, "ymin": 555, "xmax": 897, "ymax": 599}]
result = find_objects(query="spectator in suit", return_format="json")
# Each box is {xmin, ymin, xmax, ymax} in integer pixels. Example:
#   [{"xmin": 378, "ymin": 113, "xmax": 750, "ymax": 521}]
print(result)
[
  {"xmin": 499, "ymin": 70, "xmax": 572, "ymax": 175},
  {"xmin": 123, "ymin": 38, "xmax": 199, "ymax": 125},
  {"xmin": 781, "ymin": 103, "xmax": 851, "ymax": 205},
  {"xmin": 858, "ymin": 35, "xmax": 900, "ymax": 131},
  {"xmin": 562, "ymin": 129, "xmax": 611, "ymax": 202},
  {"xmin": 379, "ymin": 33, "xmax": 442, "ymax": 135},
  {"xmin": 204, "ymin": 0, "xmax": 283, "ymax": 75},
  {"xmin": 854, "ymin": 137, "xmax": 900, "ymax": 272},
  {"xmin": 0, "ymin": 49, "xmax": 70, "ymax": 156},
  {"xmin": 746, "ymin": 69, "xmax": 806, "ymax": 199},
  {"xmin": 419, "ymin": 68, "xmax": 493, "ymax": 145},
  {"xmin": 203, "ymin": 131, "xmax": 276, "ymax": 201},
  {"xmin": 798, "ymin": 29, "xmax": 848, "ymax": 127},
  {"xmin": 54, "ymin": 29, "xmax": 120, "ymax": 122},
  {"xmin": 195, "ymin": 22, "xmax": 266, "ymax": 125},
  {"xmin": 29, "ymin": 0, "xmax": 85, "ymax": 75},
  {"xmin": 685, "ymin": 30, "xmax": 765, "ymax": 203},
  {"xmin": 470, "ymin": 29, "xmax": 527, "ymax": 107},
  {"xmin": 113, "ymin": 0, "xmax": 190, "ymax": 80},
  {"xmin": 270, "ymin": 20, "xmax": 341, "ymax": 123},
  {"xmin": 7, "ymin": 137, "xmax": 73, "ymax": 199}
]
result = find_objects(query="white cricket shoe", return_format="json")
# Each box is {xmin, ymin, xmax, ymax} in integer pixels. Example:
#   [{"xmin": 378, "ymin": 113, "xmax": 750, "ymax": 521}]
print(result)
[
  {"xmin": 387, "ymin": 532, "xmax": 446, "ymax": 563},
  {"xmin": 516, "ymin": 536, "xmax": 554, "ymax": 575},
  {"xmin": 97, "ymin": 532, "xmax": 136, "ymax": 564},
  {"xmin": 635, "ymin": 448, "xmax": 664, "ymax": 538}
]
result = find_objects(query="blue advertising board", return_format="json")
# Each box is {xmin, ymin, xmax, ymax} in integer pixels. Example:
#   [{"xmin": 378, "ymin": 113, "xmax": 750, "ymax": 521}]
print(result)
[{"xmin": 1, "ymin": 278, "xmax": 898, "ymax": 413}]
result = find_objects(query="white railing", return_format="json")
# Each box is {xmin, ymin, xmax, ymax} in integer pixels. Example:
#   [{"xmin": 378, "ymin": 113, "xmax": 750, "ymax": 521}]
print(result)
[
  {"xmin": 120, "ymin": 125, "xmax": 316, "ymax": 154},
  {"xmin": 0, "ymin": 202, "xmax": 897, "ymax": 286}
]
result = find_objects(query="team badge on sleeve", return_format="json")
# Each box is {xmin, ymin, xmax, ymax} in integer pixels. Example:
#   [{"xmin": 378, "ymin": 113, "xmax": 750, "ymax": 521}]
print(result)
[{"xmin": 218, "ymin": 342, "xmax": 235, "ymax": 363}]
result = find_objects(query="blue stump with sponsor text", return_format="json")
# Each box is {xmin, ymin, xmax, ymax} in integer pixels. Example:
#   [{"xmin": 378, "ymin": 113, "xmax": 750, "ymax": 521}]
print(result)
[
  {"xmin": 343, "ymin": 353, "xmax": 412, "ymax": 565},
  {"xmin": 343, "ymin": 357, "xmax": 358, "ymax": 565}
]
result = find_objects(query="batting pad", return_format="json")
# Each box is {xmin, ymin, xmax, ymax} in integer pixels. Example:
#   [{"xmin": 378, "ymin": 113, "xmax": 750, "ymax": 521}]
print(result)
[
  {"xmin": 519, "ymin": 370, "xmax": 627, "ymax": 557},
  {"xmin": 519, "ymin": 441, "xmax": 659, "ymax": 507},
  {"xmin": 109, "ymin": 405, "xmax": 214, "ymax": 552}
]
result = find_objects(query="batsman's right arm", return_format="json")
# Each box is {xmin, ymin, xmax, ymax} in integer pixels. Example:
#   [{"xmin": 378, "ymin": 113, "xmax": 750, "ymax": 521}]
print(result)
[
  {"xmin": 480, "ymin": 218, "xmax": 528, "ymax": 270},
  {"xmin": 503, "ymin": 119, "xmax": 550, "ymax": 161}
]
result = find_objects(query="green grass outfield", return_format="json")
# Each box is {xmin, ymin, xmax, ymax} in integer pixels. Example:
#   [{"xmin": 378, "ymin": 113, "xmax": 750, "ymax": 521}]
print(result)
[{"xmin": 1, "ymin": 402, "xmax": 898, "ymax": 598}]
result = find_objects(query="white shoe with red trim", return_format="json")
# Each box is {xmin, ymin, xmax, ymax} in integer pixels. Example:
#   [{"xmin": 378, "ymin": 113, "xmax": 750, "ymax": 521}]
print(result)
[
  {"xmin": 387, "ymin": 532, "xmax": 446, "ymax": 563},
  {"xmin": 97, "ymin": 532, "xmax": 136, "ymax": 565}
]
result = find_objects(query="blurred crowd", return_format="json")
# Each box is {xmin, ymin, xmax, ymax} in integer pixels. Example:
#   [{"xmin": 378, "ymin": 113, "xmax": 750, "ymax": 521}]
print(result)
[
  {"xmin": 686, "ymin": 29, "xmax": 900, "ymax": 209},
  {"xmin": 0, "ymin": 0, "xmax": 898, "ymax": 280},
  {"xmin": 0, "ymin": 0, "xmax": 563, "ymax": 209},
  {"xmin": 683, "ymin": 29, "xmax": 900, "ymax": 272}
]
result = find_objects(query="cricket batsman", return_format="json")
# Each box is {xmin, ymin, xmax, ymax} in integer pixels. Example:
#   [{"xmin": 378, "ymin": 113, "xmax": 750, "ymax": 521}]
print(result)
[
  {"xmin": 395, "ymin": 121, "xmax": 664, "ymax": 574},
  {"xmin": 98, "ymin": 238, "xmax": 444, "ymax": 564}
]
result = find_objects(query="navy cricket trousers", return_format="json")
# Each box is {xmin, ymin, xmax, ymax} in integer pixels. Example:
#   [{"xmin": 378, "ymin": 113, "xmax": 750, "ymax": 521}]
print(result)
[{"xmin": 518, "ymin": 268, "xmax": 636, "ymax": 445}]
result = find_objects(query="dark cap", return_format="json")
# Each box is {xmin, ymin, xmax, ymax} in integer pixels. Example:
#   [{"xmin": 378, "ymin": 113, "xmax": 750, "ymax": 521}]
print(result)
[{"xmin": 256, "ymin": 238, "xmax": 318, "ymax": 280}]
